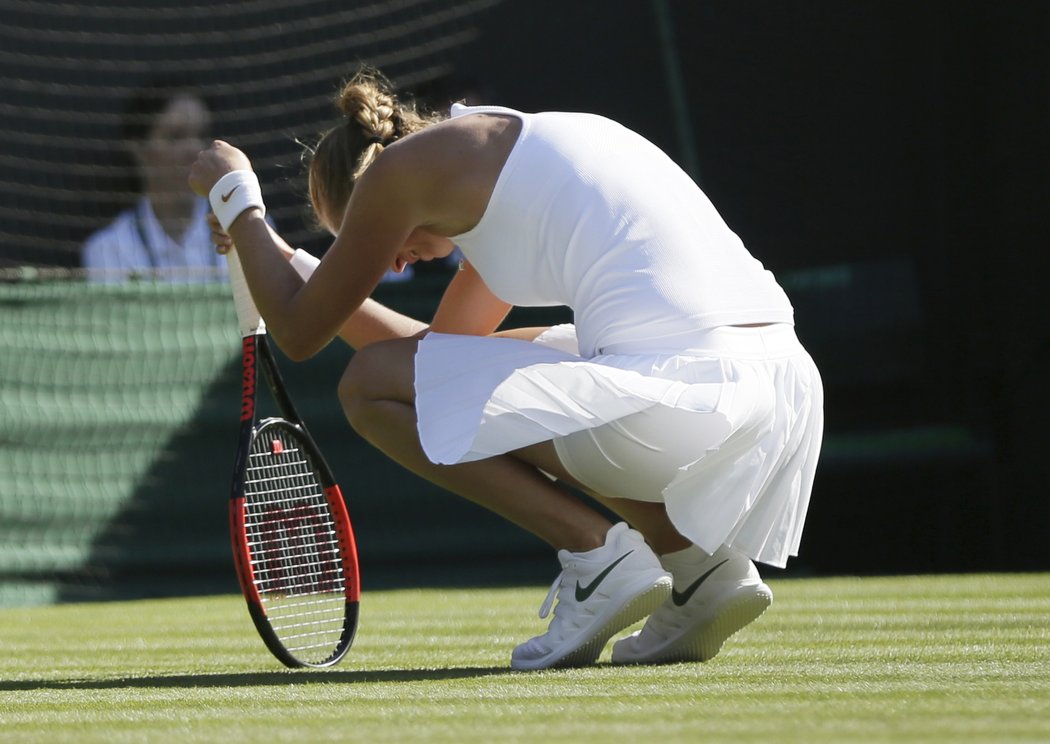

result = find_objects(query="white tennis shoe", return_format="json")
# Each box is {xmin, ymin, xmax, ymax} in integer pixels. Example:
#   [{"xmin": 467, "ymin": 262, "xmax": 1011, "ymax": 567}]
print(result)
[
  {"xmin": 611, "ymin": 544, "xmax": 772, "ymax": 665},
  {"xmin": 511, "ymin": 522, "xmax": 672, "ymax": 671}
]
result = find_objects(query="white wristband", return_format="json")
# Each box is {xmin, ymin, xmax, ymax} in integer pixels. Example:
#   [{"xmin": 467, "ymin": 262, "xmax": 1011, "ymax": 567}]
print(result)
[
  {"xmin": 289, "ymin": 249, "xmax": 321, "ymax": 280},
  {"xmin": 209, "ymin": 170, "xmax": 265, "ymax": 232}
]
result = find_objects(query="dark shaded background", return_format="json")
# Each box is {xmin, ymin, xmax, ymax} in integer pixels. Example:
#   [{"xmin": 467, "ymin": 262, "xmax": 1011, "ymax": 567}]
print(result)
[
  {"xmin": 460, "ymin": 1, "xmax": 1050, "ymax": 574},
  {"xmin": 1, "ymin": 2, "xmax": 1047, "ymax": 600}
]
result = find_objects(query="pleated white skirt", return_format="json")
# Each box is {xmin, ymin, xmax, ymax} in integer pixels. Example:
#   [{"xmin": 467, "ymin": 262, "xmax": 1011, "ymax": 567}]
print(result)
[{"xmin": 414, "ymin": 323, "xmax": 823, "ymax": 568}]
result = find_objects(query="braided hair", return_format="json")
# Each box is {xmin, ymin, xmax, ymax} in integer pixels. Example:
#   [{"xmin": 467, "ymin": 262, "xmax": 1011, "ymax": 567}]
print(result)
[{"xmin": 306, "ymin": 67, "xmax": 443, "ymax": 232}]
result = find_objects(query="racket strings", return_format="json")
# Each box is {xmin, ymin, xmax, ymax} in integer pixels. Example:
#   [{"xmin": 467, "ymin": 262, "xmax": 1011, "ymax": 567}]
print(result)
[{"xmin": 243, "ymin": 424, "xmax": 347, "ymax": 661}]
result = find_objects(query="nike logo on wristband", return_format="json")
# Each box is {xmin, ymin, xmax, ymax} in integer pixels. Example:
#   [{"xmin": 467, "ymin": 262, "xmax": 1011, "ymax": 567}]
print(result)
[
  {"xmin": 575, "ymin": 551, "xmax": 634, "ymax": 602},
  {"xmin": 221, "ymin": 185, "xmax": 240, "ymax": 203},
  {"xmin": 671, "ymin": 559, "xmax": 730, "ymax": 606}
]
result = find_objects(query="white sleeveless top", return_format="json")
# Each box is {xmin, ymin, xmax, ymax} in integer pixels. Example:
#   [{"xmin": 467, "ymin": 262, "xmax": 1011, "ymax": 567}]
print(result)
[{"xmin": 448, "ymin": 103, "xmax": 794, "ymax": 357}]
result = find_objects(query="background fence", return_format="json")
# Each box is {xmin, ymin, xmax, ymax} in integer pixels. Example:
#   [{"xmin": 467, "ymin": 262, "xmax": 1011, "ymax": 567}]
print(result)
[{"xmin": 1, "ymin": 1, "xmax": 1047, "ymax": 606}]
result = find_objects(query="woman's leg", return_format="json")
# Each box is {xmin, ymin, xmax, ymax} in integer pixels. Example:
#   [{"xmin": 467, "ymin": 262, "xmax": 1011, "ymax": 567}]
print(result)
[
  {"xmin": 488, "ymin": 327, "xmax": 691, "ymax": 552},
  {"xmin": 344, "ymin": 336, "xmax": 682, "ymax": 670},
  {"xmin": 510, "ymin": 442, "xmax": 693, "ymax": 555},
  {"xmin": 338, "ymin": 337, "xmax": 612, "ymax": 553}
]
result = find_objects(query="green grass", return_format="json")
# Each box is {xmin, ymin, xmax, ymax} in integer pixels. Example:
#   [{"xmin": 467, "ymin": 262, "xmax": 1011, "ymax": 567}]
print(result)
[{"xmin": 1, "ymin": 574, "xmax": 1048, "ymax": 743}]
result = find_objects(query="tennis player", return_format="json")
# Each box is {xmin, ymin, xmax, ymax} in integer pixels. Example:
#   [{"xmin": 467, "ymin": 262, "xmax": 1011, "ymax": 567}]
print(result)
[{"xmin": 189, "ymin": 69, "xmax": 824, "ymax": 670}]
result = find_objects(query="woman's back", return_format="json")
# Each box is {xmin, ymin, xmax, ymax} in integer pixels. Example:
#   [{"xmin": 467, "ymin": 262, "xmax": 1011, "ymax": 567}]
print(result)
[{"xmin": 448, "ymin": 104, "xmax": 794, "ymax": 356}]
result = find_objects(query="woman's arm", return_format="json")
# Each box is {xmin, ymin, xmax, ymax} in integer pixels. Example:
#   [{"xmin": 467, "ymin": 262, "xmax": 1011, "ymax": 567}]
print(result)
[
  {"xmin": 190, "ymin": 140, "xmax": 433, "ymax": 360},
  {"xmin": 208, "ymin": 206, "xmax": 427, "ymax": 350},
  {"xmin": 263, "ymin": 222, "xmax": 427, "ymax": 348},
  {"xmin": 190, "ymin": 118, "xmax": 498, "ymax": 359},
  {"xmin": 429, "ymin": 260, "xmax": 512, "ymax": 336}
]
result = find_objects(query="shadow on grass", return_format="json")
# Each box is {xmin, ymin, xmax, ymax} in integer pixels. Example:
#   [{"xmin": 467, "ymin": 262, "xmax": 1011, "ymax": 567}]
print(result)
[{"xmin": 1, "ymin": 666, "xmax": 512, "ymax": 691}]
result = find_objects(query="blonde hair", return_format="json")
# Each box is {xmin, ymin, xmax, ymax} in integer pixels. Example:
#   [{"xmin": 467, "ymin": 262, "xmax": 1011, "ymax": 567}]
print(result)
[{"xmin": 306, "ymin": 68, "xmax": 443, "ymax": 231}]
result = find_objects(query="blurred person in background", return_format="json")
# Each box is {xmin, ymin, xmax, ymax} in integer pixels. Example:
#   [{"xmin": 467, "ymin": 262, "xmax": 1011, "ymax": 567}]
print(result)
[{"xmin": 82, "ymin": 78, "xmax": 226, "ymax": 282}]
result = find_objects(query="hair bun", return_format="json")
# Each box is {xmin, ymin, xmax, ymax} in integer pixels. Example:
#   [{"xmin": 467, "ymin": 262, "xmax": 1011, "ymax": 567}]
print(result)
[
  {"xmin": 304, "ymin": 65, "xmax": 444, "ymax": 225},
  {"xmin": 337, "ymin": 68, "xmax": 398, "ymax": 141}
]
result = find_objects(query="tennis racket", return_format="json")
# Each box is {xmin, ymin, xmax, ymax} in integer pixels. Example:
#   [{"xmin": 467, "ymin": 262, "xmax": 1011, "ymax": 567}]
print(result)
[{"xmin": 226, "ymin": 250, "xmax": 360, "ymax": 668}]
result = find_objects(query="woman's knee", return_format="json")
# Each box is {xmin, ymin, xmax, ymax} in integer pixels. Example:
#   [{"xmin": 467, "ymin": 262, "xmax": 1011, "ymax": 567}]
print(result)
[
  {"xmin": 339, "ymin": 353, "xmax": 380, "ymax": 432},
  {"xmin": 337, "ymin": 340, "xmax": 416, "ymax": 425}
]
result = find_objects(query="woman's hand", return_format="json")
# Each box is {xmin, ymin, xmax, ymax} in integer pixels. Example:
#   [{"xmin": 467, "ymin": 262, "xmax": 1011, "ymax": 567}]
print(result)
[
  {"xmin": 188, "ymin": 140, "xmax": 254, "ymax": 198},
  {"xmin": 207, "ymin": 212, "xmax": 234, "ymax": 255}
]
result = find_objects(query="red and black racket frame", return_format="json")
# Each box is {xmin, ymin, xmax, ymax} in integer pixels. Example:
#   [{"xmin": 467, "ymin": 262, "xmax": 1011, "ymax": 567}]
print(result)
[{"xmin": 228, "ymin": 332, "xmax": 361, "ymax": 668}]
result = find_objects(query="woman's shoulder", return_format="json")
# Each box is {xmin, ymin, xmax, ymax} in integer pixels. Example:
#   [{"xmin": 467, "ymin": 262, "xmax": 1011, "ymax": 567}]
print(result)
[
  {"xmin": 402, "ymin": 109, "xmax": 517, "ymax": 147},
  {"xmin": 362, "ymin": 113, "xmax": 519, "ymax": 236},
  {"xmin": 380, "ymin": 112, "xmax": 519, "ymax": 181}
]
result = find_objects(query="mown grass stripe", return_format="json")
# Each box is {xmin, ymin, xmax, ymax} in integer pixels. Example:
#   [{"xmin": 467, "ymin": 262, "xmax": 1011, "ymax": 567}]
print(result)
[{"xmin": 0, "ymin": 574, "xmax": 1046, "ymax": 744}]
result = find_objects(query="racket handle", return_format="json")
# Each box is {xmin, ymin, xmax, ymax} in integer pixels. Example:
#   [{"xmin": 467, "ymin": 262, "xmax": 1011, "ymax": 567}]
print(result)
[{"xmin": 227, "ymin": 249, "xmax": 266, "ymax": 337}]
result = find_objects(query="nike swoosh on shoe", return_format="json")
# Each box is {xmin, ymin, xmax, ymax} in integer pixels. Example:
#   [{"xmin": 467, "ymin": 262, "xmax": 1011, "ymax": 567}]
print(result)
[
  {"xmin": 574, "ymin": 551, "xmax": 635, "ymax": 602},
  {"xmin": 671, "ymin": 558, "xmax": 730, "ymax": 606}
]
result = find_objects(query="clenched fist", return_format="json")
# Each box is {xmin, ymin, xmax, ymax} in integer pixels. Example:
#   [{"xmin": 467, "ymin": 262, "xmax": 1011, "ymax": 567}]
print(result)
[{"xmin": 188, "ymin": 140, "xmax": 254, "ymax": 197}]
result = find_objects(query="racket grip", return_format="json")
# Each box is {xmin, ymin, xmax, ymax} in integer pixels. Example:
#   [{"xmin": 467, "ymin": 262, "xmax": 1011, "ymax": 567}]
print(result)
[{"xmin": 227, "ymin": 249, "xmax": 266, "ymax": 337}]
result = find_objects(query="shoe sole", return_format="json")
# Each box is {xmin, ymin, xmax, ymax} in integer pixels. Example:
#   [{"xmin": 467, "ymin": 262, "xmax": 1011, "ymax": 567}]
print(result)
[
  {"xmin": 613, "ymin": 583, "xmax": 773, "ymax": 665},
  {"xmin": 512, "ymin": 577, "xmax": 672, "ymax": 671}
]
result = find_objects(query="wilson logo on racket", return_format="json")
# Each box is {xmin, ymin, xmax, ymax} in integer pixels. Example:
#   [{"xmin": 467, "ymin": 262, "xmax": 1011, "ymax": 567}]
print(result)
[{"xmin": 241, "ymin": 336, "xmax": 257, "ymax": 421}]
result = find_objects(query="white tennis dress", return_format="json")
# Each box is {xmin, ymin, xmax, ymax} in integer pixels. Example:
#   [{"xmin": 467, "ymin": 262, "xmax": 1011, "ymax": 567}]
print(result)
[{"xmin": 414, "ymin": 104, "xmax": 823, "ymax": 567}]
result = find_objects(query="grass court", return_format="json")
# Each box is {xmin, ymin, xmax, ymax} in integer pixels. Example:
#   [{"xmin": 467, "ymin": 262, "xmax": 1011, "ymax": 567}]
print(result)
[{"xmin": 1, "ymin": 573, "xmax": 1047, "ymax": 743}]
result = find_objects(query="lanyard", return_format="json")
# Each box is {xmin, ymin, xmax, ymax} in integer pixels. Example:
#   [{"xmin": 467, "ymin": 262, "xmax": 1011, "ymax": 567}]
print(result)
[{"xmin": 131, "ymin": 200, "xmax": 220, "ymax": 270}]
